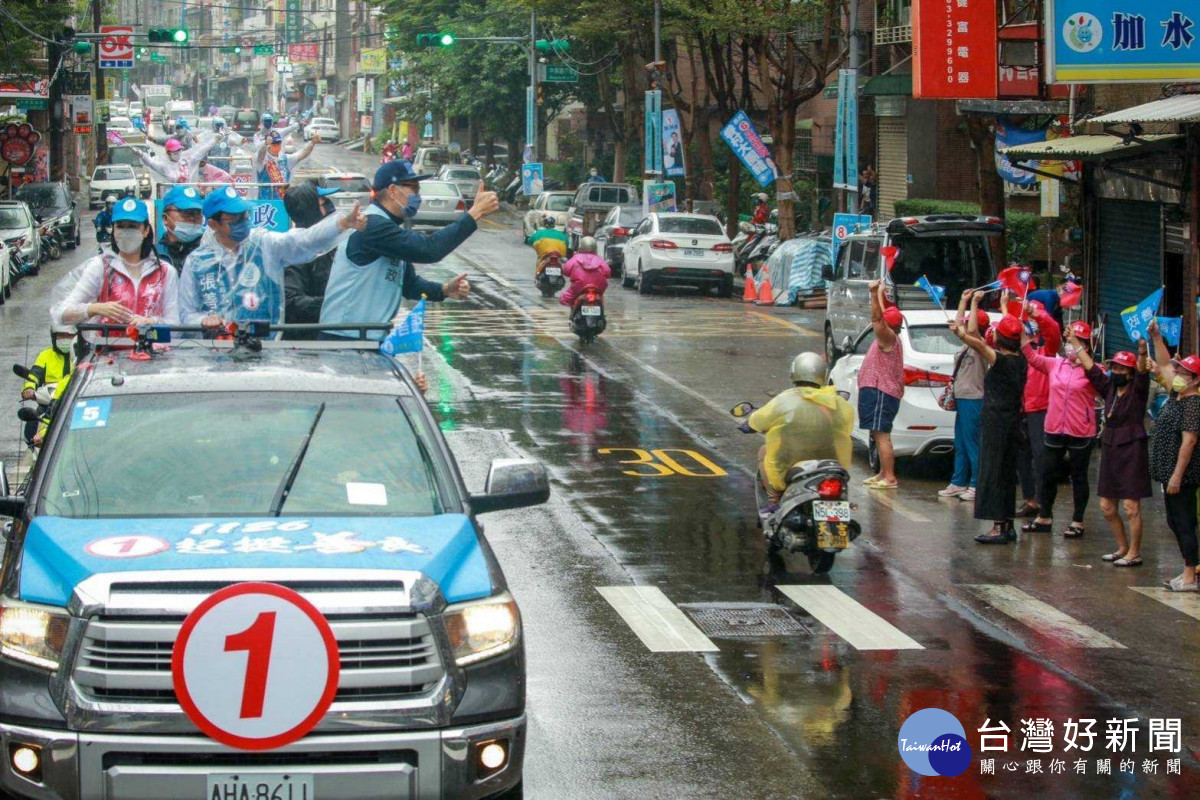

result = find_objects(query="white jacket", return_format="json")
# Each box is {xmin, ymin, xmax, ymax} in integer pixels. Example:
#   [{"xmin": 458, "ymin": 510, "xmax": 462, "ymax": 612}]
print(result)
[
  {"xmin": 51, "ymin": 250, "xmax": 180, "ymax": 329},
  {"xmin": 137, "ymin": 135, "xmax": 219, "ymax": 184}
]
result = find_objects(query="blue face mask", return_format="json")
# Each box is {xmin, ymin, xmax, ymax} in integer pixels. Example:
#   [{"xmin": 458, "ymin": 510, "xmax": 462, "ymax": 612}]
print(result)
[
  {"xmin": 227, "ymin": 219, "xmax": 251, "ymax": 243},
  {"xmin": 403, "ymin": 193, "xmax": 422, "ymax": 219},
  {"xmin": 172, "ymin": 222, "xmax": 203, "ymax": 243}
]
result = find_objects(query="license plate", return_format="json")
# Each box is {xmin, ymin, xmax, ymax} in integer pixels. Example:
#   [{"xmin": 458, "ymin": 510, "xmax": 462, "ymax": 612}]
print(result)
[
  {"xmin": 683, "ymin": 248, "xmax": 705, "ymax": 257},
  {"xmin": 206, "ymin": 773, "xmax": 313, "ymax": 800},
  {"xmin": 812, "ymin": 500, "xmax": 851, "ymax": 522},
  {"xmin": 581, "ymin": 305, "xmax": 602, "ymax": 316},
  {"xmin": 427, "ymin": 200, "xmax": 445, "ymax": 208},
  {"xmin": 815, "ymin": 521, "xmax": 851, "ymax": 550},
  {"xmin": 544, "ymin": 267, "xmax": 562, "ymax": 277}
]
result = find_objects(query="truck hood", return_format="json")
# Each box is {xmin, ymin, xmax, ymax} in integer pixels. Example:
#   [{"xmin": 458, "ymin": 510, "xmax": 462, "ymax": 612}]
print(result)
[{"xmin": 19, "ymin": 515, "xmax": 492, "ymax": 607}]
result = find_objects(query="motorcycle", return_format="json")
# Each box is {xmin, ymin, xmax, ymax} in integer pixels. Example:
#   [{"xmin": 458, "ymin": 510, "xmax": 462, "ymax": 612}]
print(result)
[
  {"xmin": 380, "ymin": 150, "xmax": 397, "ymax": 165},
  {"xmin": 732, "ymin": 401, "xmax": 861, "ymax": 574},
  {"xmin": 8, "ymin": 238, "xmax": 35, "ymax": 281},
  {"xmin": 536, "ymin": 252, "xmax": 566, "ymax": 298},
  {"xmin": 569, "ymin": 286, "xmax": 607, "ymax": 345},
  {"xmin": 13, "ymin": 364, "xmax": 55, "ymax": 463},
  {"xmin": 37, "ymin": 220, "xmax": 62, "ymax": 263}
]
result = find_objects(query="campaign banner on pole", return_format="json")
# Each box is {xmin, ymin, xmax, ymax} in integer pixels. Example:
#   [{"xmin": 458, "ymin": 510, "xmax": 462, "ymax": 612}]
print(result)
[
  {"xmin": 719, "ymin": 110, "xmax": 778, "ymax": 188},
  {"xmin": 662, "ymin": 109, "xmax": 685, "ymax": 178},
  {"xmin": 99, "ymin": 26, "xmax": 135, "ymax": 69},
  {"xmin": 912, "ymin": 0, "xmax": 998, "ymax": 98},
  {"xmin": 1047, "ymin": 1, "xmax": 1200, "ymax": 83},
  {"xmin": 833, "ymin": 71, "xmax": 848, "ymax": 189},
  {"xmin": 830, "ymin": 213, "xmax": 872, "ymax": 263},
  {"xmin": 521, "ymin": 163, "xmax": 544, "ymax": 196},
  {"xmin": 644, "ymin": 90, "xmax": 663, "ymax": 174},
  {"xmin": 647, "ymin": 181, "xmax": 677, "ymax": 213},
  {"xmin": 833, "ymin": 69, "xmax": 858, "ymax": 190}
]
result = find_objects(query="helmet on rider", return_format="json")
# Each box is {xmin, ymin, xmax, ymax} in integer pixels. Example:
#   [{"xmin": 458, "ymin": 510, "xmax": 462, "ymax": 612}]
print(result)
[
  {"xmin": 541, "ymin": 215, "xmax": 557, "ymax": 229},
  {"xmin": 261, "ymin": 113, "xmax": 274, "ymax": 129},
  {"xmin": 789, "ymin": 352, "xmax": 827, "ymax": 387},
  {"xmin": 51, "ymin": 324, "xmax": 76, "ymax": 355},
  {"xmin": 579, "ymin": 236, "xmax": 598, "ymax": 254},
  {"xmin": 175, "ymin": 117, "xmax": 188, "ymax": 130},
  {"xmin": 212, "ymin": 117, "xmax": 225, "ymax": 130}
]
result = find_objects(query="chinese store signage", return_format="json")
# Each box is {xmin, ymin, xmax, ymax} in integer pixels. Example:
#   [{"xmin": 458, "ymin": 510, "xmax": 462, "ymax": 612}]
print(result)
[
  {"xmin": 1047, "ymin": 2, "xmax": 1200, "ymax": 82},
  {"xmin": 912, "ymin": 0, "xmax": 999, "ymax": 99}
]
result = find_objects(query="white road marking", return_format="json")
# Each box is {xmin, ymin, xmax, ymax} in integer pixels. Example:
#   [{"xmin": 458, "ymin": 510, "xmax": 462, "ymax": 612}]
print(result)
[
  {"xmin": 597, "ymin": 586, "xmax": 719, "ymax": 653},
  {"xmin": 776, "ymin": 585, "xmax": 923, "ymax": 650},
  {"xmin": 1130, "ymin": 587, "xmax": 1200, "ymax": 621},
  {"xmin": 963, "ymin": 585, "xmax": 1125, "ymax": 649}
]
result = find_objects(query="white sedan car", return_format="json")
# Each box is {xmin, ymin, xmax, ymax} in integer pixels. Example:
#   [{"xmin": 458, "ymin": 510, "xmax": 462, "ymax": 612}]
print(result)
[
  {"xmin": 305, "ymin": 117, "xmax": 341, "ymax": 142},
  {"xmin": 88, "ymin": 165, "xmax": 139, "ymax": 208},
  {"xmin": 523, "ymin": 191, "xmax": 574, "ymax": 238},
  {"xmin": 828, "ymin": 309, "xmax": 1002, "ymax": 469},
  {"xmin": 621, "ymin": 212, "xmax": 735, "ymax": 296}
]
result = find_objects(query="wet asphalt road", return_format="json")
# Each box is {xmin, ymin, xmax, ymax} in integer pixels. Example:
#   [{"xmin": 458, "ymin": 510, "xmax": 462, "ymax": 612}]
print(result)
[{"xmin": 2, "ymin": 143, "xmax": 1199, "ymax": 798}]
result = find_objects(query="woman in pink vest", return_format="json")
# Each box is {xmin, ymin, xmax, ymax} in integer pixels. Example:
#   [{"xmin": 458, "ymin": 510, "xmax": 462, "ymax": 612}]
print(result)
[
  {"xmin": 52, "ymin": 197, "xmax": 180, "ymax": 331},
  {"xmin": 1020, "ymin": 319, "xmax": 1100, "ymax": 538}
]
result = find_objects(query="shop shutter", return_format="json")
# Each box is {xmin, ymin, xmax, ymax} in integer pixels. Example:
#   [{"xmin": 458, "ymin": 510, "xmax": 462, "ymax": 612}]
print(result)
[
  {"xmin": 1098, "ymin": 200, "xmax": 1162, "ymax": 356},
  {"xmin": 876, "ymin": 119, "xmax": 907, "ymax": 220}
]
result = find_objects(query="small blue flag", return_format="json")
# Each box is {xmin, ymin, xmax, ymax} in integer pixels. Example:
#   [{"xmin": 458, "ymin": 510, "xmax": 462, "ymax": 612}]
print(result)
[
  {"xmin": 1157, "ymin": 316, "xmax": 1182, "ymax": 347},
  {"xmin": 976, "ymin": 278, "xmax": 1004, "ymax": 293},
  {"xmin": 1119, "ymin": 287, "xmax": 1164, "ymax": 343},
  {"xmin": 380, "ymin": 298, "xmax": 426, "ymax": 356},
  {"xmin": 915, "ymin": 275, "xmax": 946, "ymax": 308}
]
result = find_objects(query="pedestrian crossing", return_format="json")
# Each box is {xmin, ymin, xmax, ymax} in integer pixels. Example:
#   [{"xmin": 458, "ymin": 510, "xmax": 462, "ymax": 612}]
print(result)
[
  {"xmin": 598, "ymin": 583, "xmax": 1195, "ymax": 654},
  {"xmin": 420, "ymin": 307, "xmax": 817, "ymax": 339}
]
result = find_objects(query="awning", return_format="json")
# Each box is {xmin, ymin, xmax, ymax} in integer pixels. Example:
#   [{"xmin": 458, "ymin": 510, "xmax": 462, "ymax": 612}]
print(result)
[
  {"xmin": 1000, "ymin": 133, "xmax": 1183, "ymax": 161},
  {"xmin": 957, "ymin": 98, "xmax": 1070, "ymax": 115},
  {"xmin": 862, "ymin": 73, "xmax": 911, "ymax": 97},
  {"xmin": 1091, "ymin": 95, "xmax": 1200, "ymax": 125}
]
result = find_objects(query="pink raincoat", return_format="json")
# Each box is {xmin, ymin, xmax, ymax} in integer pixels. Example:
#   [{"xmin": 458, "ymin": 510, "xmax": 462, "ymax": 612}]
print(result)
[{"xmin": 559, "ymin": 252, "xmax": 611, "ymax": 307}]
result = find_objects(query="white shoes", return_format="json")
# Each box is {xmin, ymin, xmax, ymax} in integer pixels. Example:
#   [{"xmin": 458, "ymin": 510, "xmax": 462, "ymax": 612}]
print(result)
[
  {"xmin": 938, "ymin": 484, "xmax": 966, "ymax": 497},
  {"xmin": 957, "ymin": 488, "xmax": 976, "ymax": 501}
]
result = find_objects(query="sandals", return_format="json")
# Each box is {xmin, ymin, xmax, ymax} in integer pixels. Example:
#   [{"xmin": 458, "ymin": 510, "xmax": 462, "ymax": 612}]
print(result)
[
  {"xmin": 1113, "ymin": 556, "xmax": 1143, "ymax": 568},
  {"xmin": 1064, "ymin": 524, "xmax": 1085, "ymax": 539},
  {"xmin": 1021, "ymin": 520, "xmax": 1053, "ymax": 533},
  {"xmin": 870, "ymin": 480, "xmax": 899, "ymax": 490},
  {"xmin": 1101, "ymin": 552, "xmax": 1128, "ymax": 562},
  {"xmin": 1015, "ymin": 502, "xmax": 1041, "ymax": 519}
]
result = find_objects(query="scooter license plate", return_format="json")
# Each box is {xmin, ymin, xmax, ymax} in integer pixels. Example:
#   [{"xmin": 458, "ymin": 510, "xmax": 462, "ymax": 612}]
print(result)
[
  {"xmin": 812, "ymin": 500, "xmax": 851, "ymax": 522},
  {"xmin": 544, "ymin": 267, "xmax": 562, "ymax": 277},
  {"xmin": 581, "ymin": 305, "xmax": 602, "ymax": 316},
  {"xmin": 815, "ymin": 521, "xmax": 851, "ymax": 550}
]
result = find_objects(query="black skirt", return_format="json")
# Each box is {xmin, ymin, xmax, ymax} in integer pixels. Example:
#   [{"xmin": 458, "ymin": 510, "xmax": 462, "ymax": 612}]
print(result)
[{"xmin": 975, "ymin": 411, "xmax": 1024, "ymax": 520}]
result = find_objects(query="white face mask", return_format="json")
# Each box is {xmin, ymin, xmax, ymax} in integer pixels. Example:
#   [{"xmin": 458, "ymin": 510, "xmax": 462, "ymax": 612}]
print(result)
[
  {"xmin": 114, "ymin": 228, "xmax": 143, "ymax": 254},
  {"xmin": 53, "ymin": 338, "xmax": 72, "ymax": 355}
]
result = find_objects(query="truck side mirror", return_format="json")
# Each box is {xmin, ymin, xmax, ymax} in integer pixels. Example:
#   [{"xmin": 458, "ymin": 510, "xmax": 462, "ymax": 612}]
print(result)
[
  {"xmin": 470, "ymin": 458, "xmax": 550, "ymax": 514},
  {"xmin": 841, "ymin": 336, "xmax": 854, "ymax": 354}
]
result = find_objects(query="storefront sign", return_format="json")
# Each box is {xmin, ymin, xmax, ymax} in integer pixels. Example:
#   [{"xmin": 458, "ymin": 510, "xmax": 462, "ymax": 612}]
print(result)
[
  {"xmin": 288, "ymin": 43, "xmax": 318, "ymax": 64},
  {"xmin": 0, "ymin": 77, "xmax": 48, "ymax": 100},
  {"xmin": 359, "ymin": 48, "xmax": 386, "ymax": 75},
  {"xmin": 99, "ymin": 25, "xmax": 135, "ymax": 69},
  {"xmin": 912, "ymin": 0, "xmax": 998, "ymax": 99},
  {"xmin": 1047, "ymin": 1, "xmax": 1200, "ymax": 82}
]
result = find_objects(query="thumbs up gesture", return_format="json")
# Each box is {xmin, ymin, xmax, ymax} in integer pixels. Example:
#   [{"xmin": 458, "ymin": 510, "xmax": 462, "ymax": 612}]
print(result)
[{"xmin": 468, "ymin": 183, "xmax": 500, "ymax": 220}]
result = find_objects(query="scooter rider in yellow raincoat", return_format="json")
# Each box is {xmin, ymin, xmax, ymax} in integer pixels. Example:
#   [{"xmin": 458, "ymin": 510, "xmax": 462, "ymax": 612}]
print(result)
[{"xmin": 745, "ymin": 352, "xmax": 854, "ymax": 510}]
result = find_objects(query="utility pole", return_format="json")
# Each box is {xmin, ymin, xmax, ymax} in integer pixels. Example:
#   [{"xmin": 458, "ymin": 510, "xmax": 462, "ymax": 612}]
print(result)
[
  {"xmin": 843, "ymin": 0, "xmax": 861, "ymax": 214},
  {"xmin": 94, "ymin": 0, "xmax": 108, "ymax": 166},
  {"xmin": 642, "ymin": 0, "xmax": 663, "ymax": 217},
  {"xmin": 48, "ymin": 33, "xmax": 66, "ymax": 182},
  {"xmin": 526, "ymin": 11, "xmax": 537, "ymax": 161}
]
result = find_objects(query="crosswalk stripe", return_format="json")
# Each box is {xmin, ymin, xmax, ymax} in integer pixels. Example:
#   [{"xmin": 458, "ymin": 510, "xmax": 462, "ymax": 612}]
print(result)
[
  {"xmin": 776, "ymin": 585, "xmax": 924, "ymax": 650},
  {"xmin": 963, "ymin": 585, "xmax": 1125, "ymax": 649},
  {"xmin": 1129, "ymin": 587, "xmax": 1200, "ymax": 621},
  {"xmin": 597, "ymin": 586, "xmax": 719, "ymax": 653}
]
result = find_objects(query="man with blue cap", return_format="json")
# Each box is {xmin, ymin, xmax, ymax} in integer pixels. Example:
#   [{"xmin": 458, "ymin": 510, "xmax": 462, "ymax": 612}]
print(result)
[
  {"xmin": 255, "ymin": 129, "xmax": 317, "ymax": 199},
  {"xmin": 179, "ymin": 185, "xmax": 367, "ymax": 330},
  {"xmin": 158, "ymin": 185, "xmax": 206, "ymax": 272},
  {"xmin": 318, "ymin": 159, "xmax": 498, "ymax": 338}
]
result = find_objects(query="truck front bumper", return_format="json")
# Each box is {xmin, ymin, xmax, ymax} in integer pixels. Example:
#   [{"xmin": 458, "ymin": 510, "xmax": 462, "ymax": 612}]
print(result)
[{"xmin": 0, "ymin": 716, "xmax": 524, "ymax": 800}]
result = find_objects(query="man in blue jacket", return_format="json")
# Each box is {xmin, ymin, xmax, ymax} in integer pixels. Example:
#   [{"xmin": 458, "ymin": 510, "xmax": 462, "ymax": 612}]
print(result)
[{"xmin": 319, "ymin": 159, "xmax": 499, "ymax": 339}]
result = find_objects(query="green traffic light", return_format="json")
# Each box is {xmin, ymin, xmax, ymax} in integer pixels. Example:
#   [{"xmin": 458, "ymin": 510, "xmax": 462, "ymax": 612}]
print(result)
[
  {"xmin": 439, "ymin": 32, "xmax": 454, "ymax": 46},
  {"xmin": 173, "ymin": 28, "xmax": 188, "ymax": 43},
  {"xmin": 72, "ymin": 41, "xmax": 92, "ymax": 55}
]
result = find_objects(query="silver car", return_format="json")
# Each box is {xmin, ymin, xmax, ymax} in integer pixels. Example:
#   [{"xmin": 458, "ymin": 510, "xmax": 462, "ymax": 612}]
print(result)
[
  {"xmin": 410, "ymin": 180, "xmax": 466, "ymax": 227},
  {"xmin": 436, "ymin": 166, "xmax": 482, "ymax": 206},
  {"xmin": 305, "ymin": 116, "xmax": 341, "ymax": 141},
  {"xmin": 317, "ymin": 172, "xmax": 372, "ymax": 213},
  {"xmin": 0, "ymin": 201, "xmax": 40, "ymax": 269}
]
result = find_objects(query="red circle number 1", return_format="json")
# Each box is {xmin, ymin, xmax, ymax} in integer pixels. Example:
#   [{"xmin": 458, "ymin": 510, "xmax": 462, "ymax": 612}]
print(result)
[{"xmin": 225, "ymin": 611, "xmax": 277, "ymax": 719}]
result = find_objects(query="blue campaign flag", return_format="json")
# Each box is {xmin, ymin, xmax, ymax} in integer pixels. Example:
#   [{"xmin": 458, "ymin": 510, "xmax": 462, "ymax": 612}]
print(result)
[
  {"xmin": 915, "ymin": 276, "xmax": 946, "ymax": 308},
  {"xmin": 976, "ymin": 279, "xmax": 1004, "ymax": 293},
  {"xmin": 1119, "ymin": 287, "xmax": 1164, "ymax": 344},
  {"xmin": 719, "ymin": 110, "xmax": 779, "ymax": 188},
  {"xmin": 380, "ymin": 298, "xmax": 426, "ymax": 356},
  {"xmin": 1157, "ymin": 317, "xmax": 1182, "ymax": 347}
]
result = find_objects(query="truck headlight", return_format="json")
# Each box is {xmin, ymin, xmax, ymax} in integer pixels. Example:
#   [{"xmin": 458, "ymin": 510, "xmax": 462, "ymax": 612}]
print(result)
[
  {"xmin": 443, "ymin": 593, "xmax": 519, "ymax": 666},
  {"xmin": 0, "ymin": 598, "xmax": 70, "ymax": 671}
]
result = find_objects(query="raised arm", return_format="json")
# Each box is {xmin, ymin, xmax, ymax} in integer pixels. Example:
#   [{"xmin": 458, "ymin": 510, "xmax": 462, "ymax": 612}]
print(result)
[
  {"xmin": 950, "ymin": 315, "xmax": 997, "ymax": 365},
  {"xmin": 292, "ymin": 136, "xmax": 317, "ymax": 165},
  {"xmin": 1147, "ymin": 318, "xmax": 1174, "ymax": 384},
  {"xmin": 868, "ymin": 280, "xmax": 897, "ymax": 349}
]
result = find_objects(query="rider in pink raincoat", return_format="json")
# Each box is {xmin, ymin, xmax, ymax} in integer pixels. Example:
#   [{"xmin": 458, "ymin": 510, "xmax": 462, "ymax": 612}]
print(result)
[{"xmin": 559, "ymin": 236, "xmax": 610, "ymax": 307}]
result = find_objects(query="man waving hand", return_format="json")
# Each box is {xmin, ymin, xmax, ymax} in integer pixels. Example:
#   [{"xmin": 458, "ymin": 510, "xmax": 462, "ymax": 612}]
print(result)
[{"xmin": 319, "ymin": 159, "xmax": 499, "ymax": 338}]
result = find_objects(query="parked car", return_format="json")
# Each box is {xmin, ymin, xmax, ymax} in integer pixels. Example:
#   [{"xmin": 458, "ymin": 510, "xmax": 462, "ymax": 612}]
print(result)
[
  {"xmin": 565, "ymin": 182, "xmax": 639, "ymax": 251},
  {"xmin": 621, "ymin": 212, "xmax": 735, "ymax": 296},
  {"xmin": 232, "ymin": 108, "xmax": 261, "ymax": 137},
  {"xmin": 14, "ymin": 181, "xmax": 79, "ymax": 249},
  {"xmin": 410, "ymin": 180, "xmax": 466, "ymax": 226},
  {"xmin": 522, "ymin": 191, "xmax": 574, "ymax": 238},
  {"xmin": 594, "ymin": 204, "xmax": 646, "ymax": 275},
  {"xmin": 829, "ymin": 309, "xmax": 1003, "ymax": 470},
  {"xmin": 0, "ymin": 200, "xmax": 41, "ymax": 268},
  {"xmin": 436, "ymin": 165, "xmax": 483, "ymax": 205},
  {"xmin": 109, "ymin": 101, "xmax": 128, "ymax": 117},
  {"xmin": 88, "ymin": 165, "xmax": 139, "ymax": 208},
  {"xmin": 305, "ymin": 116, "xmax": 341, "ymax": 141},
  {"xmin": 317, "ymin": 172, "xmax": 372, "ymax": 213},
  {"xmin": 412, "ymin": 146, "xmax": 457, "ymax": 176},
  {"xmin": 105, "ymin": 144, "xmax": 153, "ymax": 198},
  {"xmin": 128, "ymin": 100, "xmax": 143, "ymax": 117},
  {"xmin": 823, "ymin": 214, "xmax": 1004, "ymax": 362},
  {"xmin": 107, "ymin": 114, "xmax": 146, "ymax": 144}
]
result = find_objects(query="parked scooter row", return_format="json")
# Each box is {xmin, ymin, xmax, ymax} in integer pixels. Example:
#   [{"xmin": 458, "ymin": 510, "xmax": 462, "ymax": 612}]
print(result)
[{"xmin": 734, "ymin": 215, "xmax": 782, "ymax": 275}]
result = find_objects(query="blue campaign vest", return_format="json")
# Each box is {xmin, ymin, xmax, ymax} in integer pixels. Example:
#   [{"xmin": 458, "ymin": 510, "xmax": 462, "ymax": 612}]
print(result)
[
  {"xmin": 319, "ymin": 205, "xmax": 407, "ymax": 339},
  {"xmin": 188, "ymin": 233, "xmax": 283, "ymax": 325}
]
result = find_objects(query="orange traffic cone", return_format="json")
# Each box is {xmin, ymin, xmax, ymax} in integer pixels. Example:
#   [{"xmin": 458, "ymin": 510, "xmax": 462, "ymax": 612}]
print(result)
[
  {"xmin": 742, "ymin": 266, "xmax": 757, "ymax": 302},
  {"xmin": 757, "ymin": 271, "xmax": 774, "ymax": 305}
]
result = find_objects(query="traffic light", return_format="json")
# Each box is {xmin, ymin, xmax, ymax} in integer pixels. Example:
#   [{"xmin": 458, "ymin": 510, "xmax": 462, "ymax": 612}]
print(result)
[
  {"xmin": 148, "ymin": 28, "xmax": 188, "ymax": 44},
  {"xmin": 534, "ymin": 39, "xmax": 569, "ymax": 52},
  {"xmin": 233, "ymin": 45, "xmax": 242, "ymax": 55},
  {"xmin": 416, "ymin": 32, "xmax": 454, "ymax": 47},
  {"xmin": 72, "ymin": 41, "xmax": 92, "ymax": 55}
]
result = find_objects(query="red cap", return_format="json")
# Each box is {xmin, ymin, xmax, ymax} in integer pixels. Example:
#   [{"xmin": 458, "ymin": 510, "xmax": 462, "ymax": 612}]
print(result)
[
  {"xmin": 1027, "ymin": 300, "xmax": 1045, "ymax": 317},
  {"xmin": 165, "ymin": 138, "xmax": 184, "ymax": 153},
  {"xmin": 1069, "ymin": 320, "xmax": 1092, "ymax": 341},
  {"xmin": 1107, "ymin": 351, "xmax": 1137, "ymax": 369},
  {"xmin": 883, "ymin": 305, "xmax": 904, "ymax": 329},
  {"xmin": 975, "ymin": 309, "xmax": 992, "ymax": 331},
  {"xmin": 996, "ymin": 315, "xmax": 1023, "ymax": 340},
  {"xmin": 1172, "ymin": 354, "xmax": 1200, "ymax": 378}
]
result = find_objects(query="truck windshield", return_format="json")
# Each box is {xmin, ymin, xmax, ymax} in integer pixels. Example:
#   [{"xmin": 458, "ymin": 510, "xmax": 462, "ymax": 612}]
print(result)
[{"xmin": 42, "ymin": 393, "xmax": 443, "ymax": 518}]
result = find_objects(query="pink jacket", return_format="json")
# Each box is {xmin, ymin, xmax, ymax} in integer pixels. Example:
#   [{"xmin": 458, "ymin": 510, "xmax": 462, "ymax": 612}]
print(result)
[
  {"xmin": 559, "ymin": 253, "xmax": 610, "ymax": 307},
  {"xmin": 1022, "ymin": 344, "xmax": 1098, "ymax": 438}
]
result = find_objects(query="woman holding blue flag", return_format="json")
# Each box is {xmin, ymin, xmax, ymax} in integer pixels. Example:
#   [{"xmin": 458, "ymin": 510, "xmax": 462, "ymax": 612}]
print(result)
[{"xmin": 939, "ymin": 293, "xmax": 991, "ymax": 502}]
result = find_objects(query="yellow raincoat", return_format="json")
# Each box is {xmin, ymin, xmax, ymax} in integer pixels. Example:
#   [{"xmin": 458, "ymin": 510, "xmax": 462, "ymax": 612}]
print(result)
[{"xmin": 748, "ymin": 385, "xmax": 854, "ymax": 490}]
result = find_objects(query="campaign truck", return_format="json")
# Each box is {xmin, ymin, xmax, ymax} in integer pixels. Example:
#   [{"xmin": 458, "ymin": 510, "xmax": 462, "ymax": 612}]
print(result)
[{"xmin": 0, "ymin": 325, "xmax": 543, "ymax": 799}]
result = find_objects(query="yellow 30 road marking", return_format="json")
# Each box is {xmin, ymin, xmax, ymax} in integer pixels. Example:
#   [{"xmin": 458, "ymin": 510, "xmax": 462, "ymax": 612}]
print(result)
[{"xmin": 598, "ymin": 448, "xmax": 727, "ymax": 477}]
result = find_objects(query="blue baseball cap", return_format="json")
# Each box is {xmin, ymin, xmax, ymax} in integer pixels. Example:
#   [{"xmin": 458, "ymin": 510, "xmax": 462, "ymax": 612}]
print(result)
[
  {"xmin": 202, "ymin": 185, "xmax": 252, "ymax": 219},
  {"xmin": 162, "ymin": 185, "xmax": 203, "ymax": 212},
  {"xmin": 316, "ymin": 186, "xmax": 341, "ymax": 197},
  {"xmin": 268, "ymin": 130, "xmax": 283, "ymax": 144},
  {"xmin": 112, "ymin": 197, "xmax": 149, "ymax": 224},
  {"xmin": 372, "ymin": 159, "xmax": 435, "ymax": 191}
]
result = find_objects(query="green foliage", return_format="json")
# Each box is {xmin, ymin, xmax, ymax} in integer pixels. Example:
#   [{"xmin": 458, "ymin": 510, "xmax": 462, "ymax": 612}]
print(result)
[
  {"xmin": 894, "ymin": 198, "xmax": 1040, "ymax": 264},
  {"xmin": 892, "ymin": 198, "xmax": 982, "ymax": 216}
]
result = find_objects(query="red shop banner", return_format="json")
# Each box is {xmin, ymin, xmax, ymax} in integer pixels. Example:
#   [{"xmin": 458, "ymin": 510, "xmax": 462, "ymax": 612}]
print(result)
[
  {"xmin": 288, "ymin": 43, "xmax": 319, "ymax": 64},
  {"xmin": 912, "ymin": 0, "xmax": 998, "ymax": 100}
]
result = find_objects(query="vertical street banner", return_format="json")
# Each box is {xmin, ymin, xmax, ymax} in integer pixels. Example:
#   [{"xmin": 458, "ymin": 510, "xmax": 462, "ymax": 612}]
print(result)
[
  {"xmin": 662, "ymin": 109, "xmax": 685, "ymax": 178},
  {"xmin": 99, "ymin": 25, "xmax": 135, "ymax": 70},
  {"xmin": 719, "ymin": 111, "xmax": 778, "ymax": 188},
  {"xmin": 912, "ymin": 0, "xmax": 998, "ymax": 98},
  {"xmin": 645, "ymin": 89, "xmax": 663, "ymax": 174},
  {"xmin": 285, "ymin": 0, "xmax": 302, "ymax": 45},
  {"xmin": 356, "ymin": 77, "xmax": 366, "ymax": 113},
  {"xmin": 647, "ymin": 181, "xmax": 678, "ymax": 213},
  {"xmin": 832, "ymin": 69, "xmax": 858, "ymax": 190},
  {"xmin": 521, "ymin": 163, "xmax": 543, "ymax": 196}
]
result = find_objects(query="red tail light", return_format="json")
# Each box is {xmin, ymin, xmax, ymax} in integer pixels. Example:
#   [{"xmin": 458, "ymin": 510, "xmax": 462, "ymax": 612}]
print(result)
[
  {"xmin": 613, "ymin": 227, "xmax": 629, "ymax": 236},
  {"xmin": 712, "ymin": 242, "xmax": 733, "ymax": 252},
  {"xmin": 585, "ymin": 288, "xmax": 598, "ymax": 302},
  {"xmin": 456, "ymin": 200, "xmax": 466, "ymax": 211},
  {"xmin": 902, "ymin": 217, "xmax": 919, "ymax": 226},
  {"xmin": 650, "ymin": 239, "xmax": 677, "ymax": 250},
  {"xmin": 985, "ymin": 216, "xmax": 1003, "ymax": 226},
  {"xmin": 903, "ymin": 366, "xmax": 952, "ymax": 387},
  {"xmin": 817, "ymin": 478, "xmax": 844, "ymax": 500}
]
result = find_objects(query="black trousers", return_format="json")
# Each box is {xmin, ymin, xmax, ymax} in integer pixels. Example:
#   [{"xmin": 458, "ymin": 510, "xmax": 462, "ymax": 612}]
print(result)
[
  {"xmin": 1163, "ymin": 485, "xmax": 1199, "ymax": 566},
  {"xmin": 1017, "ymin": 410, "xmax": 1047, "ymax": 504},
  {"xmin": 1042, "ymin": 433, "xmax": 1093, "ymax": 524}
]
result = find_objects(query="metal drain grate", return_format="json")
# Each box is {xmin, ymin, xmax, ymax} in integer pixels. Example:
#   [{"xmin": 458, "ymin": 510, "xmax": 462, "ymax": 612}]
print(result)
[{"xmin": 681, "ymin": 604, "xmax": 813, "ymax": 638}]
